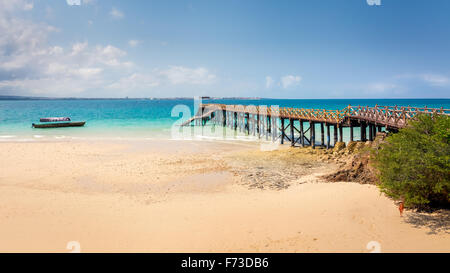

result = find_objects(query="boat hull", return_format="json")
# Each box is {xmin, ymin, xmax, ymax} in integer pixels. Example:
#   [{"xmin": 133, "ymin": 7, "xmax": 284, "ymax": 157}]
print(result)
[{"xmin": 32, "ymin": 122, "xmax": 86, "ymax": 128}]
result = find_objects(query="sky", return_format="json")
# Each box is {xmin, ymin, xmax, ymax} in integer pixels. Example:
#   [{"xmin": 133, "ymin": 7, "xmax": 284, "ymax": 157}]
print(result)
[{"xmin": 0, "ymin": 0, "xmax": 449, "ymax": 98}]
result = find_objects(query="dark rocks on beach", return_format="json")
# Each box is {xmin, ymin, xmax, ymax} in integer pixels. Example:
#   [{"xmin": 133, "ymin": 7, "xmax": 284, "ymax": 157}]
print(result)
[
  {"xmin": 322, "ymin": 132, "xmax": 388, "ymax": 184},
  {"xmin": 225, "ymin": 151, "xmax": 329, "ymax": 191},
  {"xmin": 333, "ymin": 142, "xmax": 346, "ymax": 152},
  {"xmin": 223, "ymin": 132, "xmax": 389, "ymax": 190},
  {"xmin": 346, "ymin": 141, "xmax": 358, "ymax": 153}
]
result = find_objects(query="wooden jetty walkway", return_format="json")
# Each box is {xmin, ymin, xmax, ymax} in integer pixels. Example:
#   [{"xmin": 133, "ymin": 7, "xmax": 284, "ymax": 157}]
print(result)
[{"xmin": 183, "ymin": 104, "xmax": 449, "ymax": 149}]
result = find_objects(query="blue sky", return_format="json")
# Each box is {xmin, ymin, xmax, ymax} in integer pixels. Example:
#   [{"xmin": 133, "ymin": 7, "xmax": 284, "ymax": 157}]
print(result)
[{"xmin": 0, "ymin": 0, "xmax": 449, "ymax": 98}]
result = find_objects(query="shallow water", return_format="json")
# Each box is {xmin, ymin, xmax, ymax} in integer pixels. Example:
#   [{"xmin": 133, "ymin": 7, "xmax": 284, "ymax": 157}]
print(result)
[{"xmin": 0, "ymin": 98, "xmax": 448, "ymax": 142}]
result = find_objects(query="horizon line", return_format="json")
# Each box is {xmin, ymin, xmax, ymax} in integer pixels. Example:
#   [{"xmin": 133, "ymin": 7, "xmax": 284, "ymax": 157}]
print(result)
[{"xmin": 1, "ymin": 95, "xmax": 449, "ymax": 101}]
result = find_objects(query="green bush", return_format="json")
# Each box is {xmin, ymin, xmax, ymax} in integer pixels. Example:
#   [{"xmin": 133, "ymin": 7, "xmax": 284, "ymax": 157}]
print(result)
[{"xmin": 372, "ymin": 114, "xmax": 450, "ymax": 208}]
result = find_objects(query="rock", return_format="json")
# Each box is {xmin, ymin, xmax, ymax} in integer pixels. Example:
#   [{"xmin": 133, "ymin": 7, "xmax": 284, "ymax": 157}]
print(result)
[
  {"xmin": 346, "ymin": 141, "xmax": 358, "ymax": 153},
  {"xmin": 354, "ymin": 142, "xmax": 366, "ymax": 152},
  {"xmin": 333, "ymin": 142, "xmax": 346, "ymax": 152},
  {"xmin": 322, "ymin": 150, "xmax": 378, "ymax": 184}
]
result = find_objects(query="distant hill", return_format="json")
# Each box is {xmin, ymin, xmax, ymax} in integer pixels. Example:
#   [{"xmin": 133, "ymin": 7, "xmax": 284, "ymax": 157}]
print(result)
[{"xmin": 0, "ymin": 95, "xmax": 52, "ymax": 100}]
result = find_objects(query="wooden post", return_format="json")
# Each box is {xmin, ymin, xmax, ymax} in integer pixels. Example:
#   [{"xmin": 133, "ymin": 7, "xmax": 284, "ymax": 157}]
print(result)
[
  {"xmin": 300, "ymin": 120, "xmax": 305, "ymax": 147},
  {"xmin": 222, "ymin": 110, "xmax": 226, "ymax": 127},
  {"xmin": 280, "ymin": 118, "xmax": 285, "ymax": 144},
  {"xmin": 361, "ymin": 121, "xmax": 367, "ymax": 141},
  {"xmin": 234, "ymin": 112, "xmax": 237, "ymax": 130},
  {"xmin": 246, "ymin": 113, "xmax": 250, "ymax": 135},
  {"xmin": 350, "ymin": 124, "xmax": 354, "ymax": 142},
  {"xmin": 339, "ymin": 126, "xmax": 343, "ymax": 142},
  {"xmin": 377, "ymin": 125, "xmax": 382, "ymax": 132},
  {"xmin": 267, "ymin": 116, "xmax": 271, "ymax": 140},
  {"xmin": 241, "ymin": 113, "xmax": 243, "ymax": 132},
  {"xmin": 310, "ymin": 122, "xmax": 315, "ymax": 149},
  {"xmin": 230, "ymin": 112, "xmax": 233, "ymax": 128},
  {"xmin": 368, "ymin": 124, "xmax": 374, "ymax": 141},
  {"xmin": 252, "ymin": 114, "xmax": 256, "ymax": 136},
  {"xmin": 320, "ymin": 123, "xmax": 325, "ymax": 146},
  {"xmin": 257, "ymin": 114, "xmax": 260, "ymax": 138},
  {"xmin": 333, "ymin": 124, "xmax": 338, "ymax": 145},
  {"xmin": 326, "ymin": 124, "xmax": 330, "ymax": 149},
  {"xmin": 272, "ymin": 117, "xmax": 277, "ymax": 142},
  {"xmin": 201, "ymin": 108, "xmax": 205, "ymax": 126},
  {"xmin": 261, "ymin": 115, "xmax": 264, "ymax": 135},
  {"xmin": 290, "ymin": 119, "xmax": 295, "ymax": 147},
  {"xmin": 262, "ymin": 115, "xmax": 266, "ymax": 138},
  {"xmin": 238, "ymin": 113, "xmax": 241, "ymax": 132},
  {"xmin": 225, "ymin": 112, "xmax": 228, "ymax": 127}
]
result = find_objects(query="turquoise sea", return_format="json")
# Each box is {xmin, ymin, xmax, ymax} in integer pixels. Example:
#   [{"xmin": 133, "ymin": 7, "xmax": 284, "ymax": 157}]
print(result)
[{"xmin": 0, "ymin": 98, "xmax": 448, "ymax": 143}]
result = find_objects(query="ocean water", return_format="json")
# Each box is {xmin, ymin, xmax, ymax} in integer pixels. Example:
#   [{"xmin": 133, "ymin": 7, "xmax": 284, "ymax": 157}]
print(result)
[{"xmin": 0, "ymin": 98, "xmax": 448, "ymax": 143}]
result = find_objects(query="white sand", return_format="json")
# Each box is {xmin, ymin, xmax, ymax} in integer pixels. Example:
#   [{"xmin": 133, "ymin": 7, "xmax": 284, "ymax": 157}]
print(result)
[{"xmin": 0, "ymin": 140, "xmax": 448, "ymax": 252}]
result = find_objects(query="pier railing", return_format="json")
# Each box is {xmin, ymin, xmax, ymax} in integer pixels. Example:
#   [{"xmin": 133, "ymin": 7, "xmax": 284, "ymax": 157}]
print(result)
[
  {"xmin": 200, "ymin": 103, "xmax": 449, "ymax": 129},
  {"xmin": 201, "ymin": 104, "xmax": 348, "ymax": 123},
  {"xmin": 347, "ymin": 105, "xmax": 450, "ymax": 128}
]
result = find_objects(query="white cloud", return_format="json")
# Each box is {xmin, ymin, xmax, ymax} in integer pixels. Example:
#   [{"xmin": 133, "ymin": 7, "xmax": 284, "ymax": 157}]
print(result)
[
  {"xmin": 128, "ymin": 40, "xmax": 140, "ymax": 47},
  {"xmin": 94, "ymin": 45, "xmax": 129, "ymax": 67},
  {"xmin": 0, "ymin": 5, "xmax": 133, "ymax": 96},
  {"xmin": 395, "ymin": 73, "xmax": 450, "ymax": 87},
  {"xmin": 107, "ymin": 66, "xmax": 217, "ymax": 93},
  {"xmin": 280, "ymin": 75, "xmax": 302, "ymax": 89},
  {"xmin": 66, "ymin": 0, "xmax": 80, "ymax": 6},
  {"xmin": 0, "ymin": 5, "xmax": 218, "ymax": 97},
  {"xmin": 107, "ymin": 73, "xmax": 160, "ymax": 91},
  {"xmin": 420, "ymin": 74, "xmax": 449, "ymax": 87},
  {"xmin": 110, "ymin": 7, "xmax": 124, "ymax": 19},
  {"xmin": 0, "ymin": 0, "xmax": 33, "ymax": 11},
  {"xmin": 70, "ymin": 42, "xmax": 87, "ymax": 55},
  {"xmin": 159, "ymin": 66, "xmax": 216, "ymax": 85},
  {"xmin": 265, "ymin": 76, "xmax": 274, "ymax": 89},
  {"xmin": 0, "ymin": 8, "xmax": 59, "ymax": 72},
  {"xmin": 24, "ymin": 2, "xmax": 33, "ymax": 10},
  {"xmin": 367, "ymin": 83, "xmax": 398, "ymax": 93}
]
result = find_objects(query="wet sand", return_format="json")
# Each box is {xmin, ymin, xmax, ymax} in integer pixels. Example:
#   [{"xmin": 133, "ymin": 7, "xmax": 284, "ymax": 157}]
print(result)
[{"xmin": 0, "ymin": 140, "xmax": 448, "ymax": 252}]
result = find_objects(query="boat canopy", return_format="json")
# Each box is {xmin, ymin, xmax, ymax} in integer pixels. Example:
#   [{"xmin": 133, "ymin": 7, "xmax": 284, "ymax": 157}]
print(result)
[{"xmin": 40, "ymin": 117, "xmax": 71, "ymax": 122}]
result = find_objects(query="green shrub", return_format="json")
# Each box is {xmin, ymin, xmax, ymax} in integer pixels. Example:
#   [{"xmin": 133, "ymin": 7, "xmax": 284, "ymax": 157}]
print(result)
[{"xmin": 372, "ymin": 114, "xmax": 450, "ymax": 208}]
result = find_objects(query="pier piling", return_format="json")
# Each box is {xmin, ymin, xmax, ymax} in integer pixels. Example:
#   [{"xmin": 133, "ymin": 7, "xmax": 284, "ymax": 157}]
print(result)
[
  {"xmin": 326, "ymin": 124, "xmax": 330, "ymax": 149},
  {"xmin": 320, "ymin": 123, "xmax": 325, "ymax": 147}
]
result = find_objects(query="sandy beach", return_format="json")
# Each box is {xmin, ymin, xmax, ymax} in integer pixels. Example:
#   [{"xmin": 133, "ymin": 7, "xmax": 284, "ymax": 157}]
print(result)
[{"xmin": 0, "ymin": 139, "xmax": 448, "ymax": 253}]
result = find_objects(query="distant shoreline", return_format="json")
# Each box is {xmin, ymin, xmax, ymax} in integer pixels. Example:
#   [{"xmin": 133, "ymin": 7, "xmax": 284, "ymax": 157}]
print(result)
[{"xmin": 1, "ymin": 95, "xmax": 449, "ymax": 101}]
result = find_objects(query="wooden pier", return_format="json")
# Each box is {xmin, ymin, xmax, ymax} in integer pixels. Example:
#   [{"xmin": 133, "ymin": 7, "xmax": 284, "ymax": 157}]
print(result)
[{"xmin": 183, "ymin": 104, "xmax": 449, "ymax": 149}]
